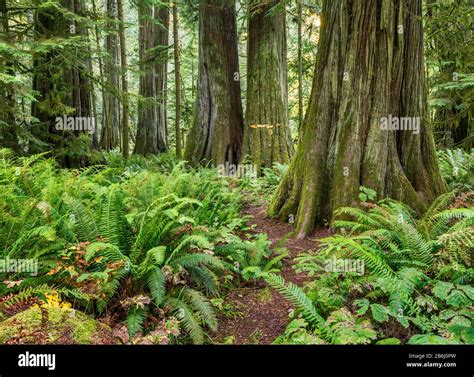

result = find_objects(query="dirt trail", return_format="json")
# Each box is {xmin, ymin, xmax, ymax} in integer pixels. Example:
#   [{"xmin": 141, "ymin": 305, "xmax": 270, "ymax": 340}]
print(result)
[{"xmin": 212, "ymin": 198, "xmax": 330, "ymax": 344}]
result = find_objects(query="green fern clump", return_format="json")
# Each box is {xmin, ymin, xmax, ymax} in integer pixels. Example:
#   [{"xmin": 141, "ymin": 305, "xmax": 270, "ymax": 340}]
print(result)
[
  {"xmin": 438, "ymin": 149, "xmax": 474, "ymax": 191},
  {"xmin": 0, "ymin": 150, "xmax": 249, "ymax": 344},
  {"xmin": 328, "ymin": 194, "xmax": 472, "ymax": 338},
  {"xmin": 271, "ymin": 192, "xmax": 473, "ymax": 345},
  {"xmin": 215, "ymin": 234, "xmax": 288, "ymax": 281}
]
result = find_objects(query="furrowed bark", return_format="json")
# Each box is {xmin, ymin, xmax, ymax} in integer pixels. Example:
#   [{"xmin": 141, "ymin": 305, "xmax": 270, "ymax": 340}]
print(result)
[
  {"xmin": 184, "ymin": 0, "xmax": 243, "ymax": 167},
  {"xmin": 134, "ymin": 0, "xmax": 169, "ymax": 155},
  {"xmin": 243, "ymin": 0, "xmax": 293, "ymax": 174},
  {"xmin": 269, "ymin": 0, "xmax": 448, "ymax": 239},
  {"xmin": 31, "ymin": 0, "xmax": 93, "ymax": 167},
  {"xmin": 101, "ymin": 0, "xmax": 121, "ymax": 150}
]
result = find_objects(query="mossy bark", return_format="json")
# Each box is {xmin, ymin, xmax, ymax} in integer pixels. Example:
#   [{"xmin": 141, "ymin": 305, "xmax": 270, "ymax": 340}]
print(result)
[
  {"xmin": 243, "ymin": 0, "xmax": 293, "ymax": 174},
  {"xmin": 134, "ymin": 0, "xmax": 169, "ymax": 155},
  {"xmin": 31, "ymin": 0, "xmax": 93, "ymax": 167},
  {"xmin": 184, "ymin": 0, "xmax": 243, "ymax": 167},
  {"xmin": 269, "ymin": 0, "xmax": 448, "ymax": 239}
]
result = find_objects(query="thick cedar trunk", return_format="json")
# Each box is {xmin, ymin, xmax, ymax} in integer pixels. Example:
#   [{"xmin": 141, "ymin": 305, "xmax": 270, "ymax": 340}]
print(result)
[
  {"xmin": 243, "ymin": 0, "xmax": 293, "ymax": 173},
  {"xmin": 184, "ymin": 0, "xmax": 243, "ymax": 167},
  {"xmin": 31, "ymin": 0, "xmax": 92, "ymax": 167},
  {"xmin": 269, "ymin": 0, "xmax": 448, "ymax": 239},
  {"xmin": 101, "ymin": 0, "xmax": 121, "ymax": 150},
  {"xmin": 173, "ymin": 1, "xmax": 182, "ymax": 158}
]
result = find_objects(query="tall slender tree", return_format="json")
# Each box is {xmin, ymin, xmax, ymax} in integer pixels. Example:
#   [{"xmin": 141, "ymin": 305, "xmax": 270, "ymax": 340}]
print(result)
[
  {"xmin": 0, "ymin": 0, "xmax": 18, "ymax": 151},
  {"xmin": 101, "ymin": 0, "xmax": 121, "ymax": 150},
  {"xmin": 243, "ymin": 0, "xmax": 292, "ymax": 173},
  {"xmin": 135, "ymin": 0, "xmax": 169, "ymax": 155},
  {"xmin": 184, "ymin": 0, "xmax": 243, "ymax": 166},
  {"xmin": 173, "ymin": 0, "xmax": 182, "ymax": 158},
  {"xmin": 269, "ymin": 0, "xmax": 448, "ymax": 238},
  {"xmin": 297, "ymin": 0, "xmax": 303, "ymax": 137},
  {"xmin": 117, "ymin": 0, "xmax": 130, "ymax": 158},
  {"xmin": 155, "ymin": 1, "xmax": 169, "ymax": 148},
  {"xmin": 134, "ymin": 0, "xmax": 169, "ymax": 155}
]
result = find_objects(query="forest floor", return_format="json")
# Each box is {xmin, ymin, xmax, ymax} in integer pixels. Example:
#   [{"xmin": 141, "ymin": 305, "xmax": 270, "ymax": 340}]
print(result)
[{"xmin": 211, "ymin": 196, "xmax": 331, "ymax": 344}]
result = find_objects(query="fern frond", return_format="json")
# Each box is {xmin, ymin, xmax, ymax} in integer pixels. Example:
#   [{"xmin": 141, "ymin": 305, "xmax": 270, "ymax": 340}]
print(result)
[
  {"xmin": 183, "ymin": 288, "xmax": 217, "ymax": 331},
  {"xmin": 147, "ymin": 267, "xmax": 166, "ymax": 306},
  {"xmin": 264, "ymin": 273, "xmax": 324, "ymax": 327},
  {"xmin": 165, "ymin": 297, "xmax": 204, "ymax": 344}
]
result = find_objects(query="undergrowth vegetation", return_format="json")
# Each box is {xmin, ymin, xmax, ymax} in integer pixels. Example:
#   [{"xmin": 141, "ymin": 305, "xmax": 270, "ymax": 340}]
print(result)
[
  {"xmin": 0, "ymin": 149, "xmax": 472, "ymax": 345},
  {"xmin": 265, "ymin": 190, "xmax": 473, "ymax": 345},
  {"xmin": 0, "ymin": 149, "xmax": 282, "ymax": 344}
]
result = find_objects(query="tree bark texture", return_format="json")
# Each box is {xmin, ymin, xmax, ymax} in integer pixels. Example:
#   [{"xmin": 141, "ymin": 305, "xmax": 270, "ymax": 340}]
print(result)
[
  {"xmin": 31, "ymin": 0, "xmax": 93, "ymax": 166},
  {"xmin": 269, "ymin": 0, "xmax": 448, "ymax": 239},
  {"xmin": 243, "ymin": 0, "xmax": 293, "ymax": 173},
  {"xmin": 184, "ymin": 0, "xmax": 243, "ymax": 167},
  {"xmin": 134, "ymin": 0, "xmax": 169, "ymax": 155},
  {"xmin": 101, "ymin": 0, "xmax": 121, "ymax": 150}
]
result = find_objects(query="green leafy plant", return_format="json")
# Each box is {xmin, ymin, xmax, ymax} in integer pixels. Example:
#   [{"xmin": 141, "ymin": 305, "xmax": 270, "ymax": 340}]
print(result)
[
  {"xmin": 215, "ymin": 234, "xmax": 288, "ymax": 281},
  {"xmin": 358, "ymin": 186, "xmax": 377, "ymax": 202}
]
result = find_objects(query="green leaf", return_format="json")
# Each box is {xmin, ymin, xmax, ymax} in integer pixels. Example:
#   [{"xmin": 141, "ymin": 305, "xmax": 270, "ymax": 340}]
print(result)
[
  {"xmin": 147, "ymin": 246, "xmax": 166, "ymax": 266},
  {"xmin": 432, "ymin": 281, "xmax": 454, "ymax": 301},
  {"xmin": 126, "ymin": 306, "xmax": 147, "ymax": 338},
  {"xmin": 408, "ymin": 334, "xmax": 458, "ymax": 345},
  {"xmin": 370, "ymin": 304, "xmax": 389, "ymax": 322},
  {"xmin": 147, "ymin": 267, "xmax": 166, "ymax": 306},
  {"xmin": 354, "ymin": 299, "xmax": 370, "ymax": 315},
  {"xmin": 242, "ymin": 266, "xmax": 262, "ymax": 280},
  {"xmin": 376, "ymin": 338, "xmax": 401, "ymax": 345},
  {"xmin": 457, "ymin": 285, "xmax": 474, "ymax": 300},
  {"xmin": 446, "ymin": 290, "xmax": 470, "ymax": 308}
]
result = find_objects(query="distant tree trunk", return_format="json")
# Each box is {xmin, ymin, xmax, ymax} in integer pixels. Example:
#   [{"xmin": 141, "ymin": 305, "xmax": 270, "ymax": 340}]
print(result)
[
  {"xmin": 135, "ymin": 1, "xmax": 155, "ymax": 154},
  {"xmin": 297, "ymin": 0, "xmax": 303, "ymax": 138},
  {"xmin": 243, "ymin": 0, "xmax": 292, "ymax": 173},
  {"xmin": 31, "ymin": 0, "xmax": 93, "ymax": 167},
  {"xmin": 269, "ymin": 0, "xmax": 448, "ymax": 239},
  {"xmin": 184, "ymin": 0, "xmax": 243, "ymax": 166},
  {"xmin": 426, "ymin": 0, "xmax": 472, "ymax": 149},
  {"xmin": 101, "ymin": 0, "xmax": 121, "ymax": 150},
  {"xmin": 155, "ymin": 2, "xmax": 169, "ymax": 150},
  {"xmin": 0, "ymin": 0, "xmax": 18, "ymax": 151},
  {"xmin": 173, "ymin": 1, "xmax": 182, "ymax": 158},
  {"xmin": 134, "ymin": 1, "xmax": 169, "ymax": 155},
  {"xmin": 117, "ymin": 0, "xmax": 129, "ymax": 158}
]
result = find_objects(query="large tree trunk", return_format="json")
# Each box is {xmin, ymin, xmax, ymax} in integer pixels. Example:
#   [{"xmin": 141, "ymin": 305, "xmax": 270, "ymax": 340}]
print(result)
[
  {"xmin": 101, "ymin": 0, "xmax": 121, "ymax": 150},
  {"xmin": 184, "ymin": 0, "xmax": 243, "ymax": 167},
  {"xmin": 243, "ymin": 0, "xmax": 293, "ymax": 174},
  {"xmin": 134, "ymin": 0, "xmax": 169, "ymax": 155},
  {"xmin": 31, "ymin": 0, "xmax": 93, "ymax": 167},
  {"xmin": 269, "ymin": 0, "xmax": 448, "ymax": 239}
]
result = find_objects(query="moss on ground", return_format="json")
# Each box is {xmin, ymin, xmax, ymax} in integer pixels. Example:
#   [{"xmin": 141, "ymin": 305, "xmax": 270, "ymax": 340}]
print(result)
[{"xmin": 0, "ymin": 306, "xmax": 115, "ymax": 344}]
